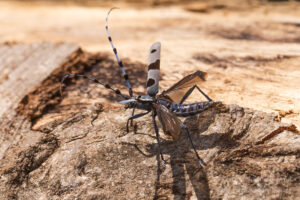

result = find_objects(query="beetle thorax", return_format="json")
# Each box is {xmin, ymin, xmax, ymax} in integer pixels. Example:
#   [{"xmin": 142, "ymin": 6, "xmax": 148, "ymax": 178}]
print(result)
[{"xmin": 138, "ymin": 95, "xmax": 155, "ymax": 102}]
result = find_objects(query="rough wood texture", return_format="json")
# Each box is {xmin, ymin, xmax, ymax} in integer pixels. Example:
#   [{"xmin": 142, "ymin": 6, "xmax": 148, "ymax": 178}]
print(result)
[
  {"xmin": 0, "ymin": 42, "xmax": 80, "ymax": 166},
  {"xmin": 0, "ymin": 43, "xmax": 299, "ymax": 199},
  {"xmin": 0, "ymin": 42, "xmax": 79, "ymax": 119}
]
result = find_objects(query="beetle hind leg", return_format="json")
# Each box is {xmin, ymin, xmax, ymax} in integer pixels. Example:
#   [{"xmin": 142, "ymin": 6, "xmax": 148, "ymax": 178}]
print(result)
[
  {"xmin": 179, "ymin": 85, "xmax": 212, "ymax": 105},
  {"xmin": 181, "ymin": 123, "xmax": 206, "ymax": 168}
]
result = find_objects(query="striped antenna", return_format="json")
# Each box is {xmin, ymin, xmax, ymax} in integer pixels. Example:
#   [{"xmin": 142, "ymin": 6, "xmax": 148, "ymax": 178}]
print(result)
[
  {"xmin": 146, "ymin": 42, "xmax": 161, "ymax": 97},
  {"xmin": 105, "ymin": 8, "xmax": 133, "ymax": 97},
  {"xmin": 60, "ymin": 73, "xmax": 128, "ymax": 99}
]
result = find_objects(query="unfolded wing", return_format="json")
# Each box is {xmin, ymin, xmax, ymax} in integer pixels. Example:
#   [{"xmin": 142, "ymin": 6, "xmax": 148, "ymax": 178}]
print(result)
[
  {"xmin": 162, "ymin": 71, "xmax": 207, "ymax": 103},
  {"xmin": 154, "ymin": 103, "xmax": 182, "ymax": 141}
]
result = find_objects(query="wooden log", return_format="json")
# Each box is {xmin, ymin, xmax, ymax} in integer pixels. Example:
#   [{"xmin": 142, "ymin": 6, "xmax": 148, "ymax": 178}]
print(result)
[{"xmin": 0, "ymin": 42, "xmax": 299, "ymax": 200}]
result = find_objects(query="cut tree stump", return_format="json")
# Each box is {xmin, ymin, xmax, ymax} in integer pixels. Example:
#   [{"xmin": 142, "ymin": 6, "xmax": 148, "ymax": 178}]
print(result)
[{"xmin": 0, "ymin": 42, "xmax": 299, "ymax": 200}]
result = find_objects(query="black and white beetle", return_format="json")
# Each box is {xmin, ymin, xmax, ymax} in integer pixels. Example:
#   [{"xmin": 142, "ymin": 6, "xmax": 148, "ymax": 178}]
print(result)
[{"xmin": 61, "ymin": 8, "xmax": 221, "ymax": 168}]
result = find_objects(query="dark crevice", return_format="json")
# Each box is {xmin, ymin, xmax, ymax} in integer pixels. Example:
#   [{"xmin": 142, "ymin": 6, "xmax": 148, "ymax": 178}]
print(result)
[{"xmin": 3, "ymin": 134, "xmax": 59, "ymax": 186}]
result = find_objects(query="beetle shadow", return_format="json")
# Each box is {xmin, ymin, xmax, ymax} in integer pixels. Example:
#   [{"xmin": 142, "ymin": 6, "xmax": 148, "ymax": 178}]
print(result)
[
  {"xmin": 123, "ymin": 106, "xmax": 234, "ymax": 200},
  {"xmin": 153, "ymin": 130, "xmax": 212, "ymax": 200}
]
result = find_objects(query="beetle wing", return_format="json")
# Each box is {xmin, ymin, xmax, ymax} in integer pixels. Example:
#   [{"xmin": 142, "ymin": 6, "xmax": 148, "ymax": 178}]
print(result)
[
  {"xmin": 154, "ymin": 103, "xmax": 182, "ymax": 141},
  {"xmin": 162, "ymin": 71, "xmax": 207, "ymax": 103}
]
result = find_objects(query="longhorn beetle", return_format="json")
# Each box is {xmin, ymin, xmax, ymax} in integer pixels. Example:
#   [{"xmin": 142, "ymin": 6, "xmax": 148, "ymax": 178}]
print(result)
[{"xmin": 61, "ymin": 8, "xmax": 221, "ymax": 168}]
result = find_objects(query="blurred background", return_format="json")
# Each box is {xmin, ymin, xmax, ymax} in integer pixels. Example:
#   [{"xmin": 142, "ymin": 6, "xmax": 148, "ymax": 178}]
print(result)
[
  {"xmin": 0, "ymin": 0, "xmax": 300, "ymax": 127},
  {"xmin": 1, "ymin": 0, "xmax": 299, "ymax": 55}
]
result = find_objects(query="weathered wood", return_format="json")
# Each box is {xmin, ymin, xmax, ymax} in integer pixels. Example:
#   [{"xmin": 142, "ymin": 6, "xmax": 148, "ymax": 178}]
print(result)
[
  {"xmin": 0, "ymin": 43, "xmax": 299, "ymax": 199},
  {"xmin": 0, "ymin": 42, "xmax": 79, "ymax": 119},
  {"xmin": 0, "ymin": 42, "xmax": 80, "ymax": 170}
]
